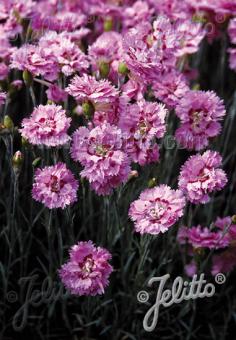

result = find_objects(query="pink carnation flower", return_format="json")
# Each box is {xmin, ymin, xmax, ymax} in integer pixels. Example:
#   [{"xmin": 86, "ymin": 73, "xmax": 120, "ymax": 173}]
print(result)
[
  {"xmin": 20, "ymin": 104, "xmax": 71, "ymax": 147},
  {"xmin": 39, "ymin": 32, "xmax": 89, "ymax": 76},
  {"xmin": 123, "ymin": 17, "xmax": 178, "ymax": 82},
  {"xmin": 129, "ymin": 185, "xmax": 186, "ymax": 235},
  {"xmin": 119, "ymin": 100, "xmax": 167, "ymax": 165},
  {"xmin": 211, "ymin": 248, "xmax": 236, "ymax": 275},
  {"xmin": 175, "ymin": 90, "xmax": 226, "ymax": 150},
  {"xmin": 178, "ymin": 150, "xmax": 227, "ymax": 204},
  {"xmin": 88, "ymin": 31, "xmax": 123, "ymax": 75},
  {"xmin": 187, "ymin": 225, "xmax": 229, "ymax": 249},
  {"xmin": 59, "ymin": 241, "xmax": 113, "ymax": 296},
  {"xmin": 32, "ymin": 163, "xmax": 79, "ymax": 209},
  {"xmin": 152, "ymin": 70, "xmax": 189, "ymax": 108},
  {"xmin": 122, "ymin": 1, "xmax": 153, "ymax": 31},
  {"xmin": 46, "ymin": 85, "xmax": 68, "ymax": 103},
  {"xmin": 215, "ymin": 216, "xmax": 236, "ymax": 241},
  {"xmin": 10, "ymin": 45, "xmax": 59, "ymax": 81},
  {"xmin": 175, "ymin": 20, "xmax": 206, "ymax": 57},
  {"xmin": 66, "ymin": 74, "xmax": 119, "ymax": 110},
  {"xmin": 71, "ymin": 123, "xmax": 130, "ymax": 195}
]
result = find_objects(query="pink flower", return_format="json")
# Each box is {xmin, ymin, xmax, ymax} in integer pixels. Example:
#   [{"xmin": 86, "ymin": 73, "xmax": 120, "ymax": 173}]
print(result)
[
  {"xmin": 10, "ymin": 45, "xmax": 59, "ymax": 81},
  {"xmin": 152, "ymin": 70, "xmax": 189, "ymax": 108},
  {"xmin": 175, "ymin": 20, "xmax": 206, "ymax": 57},
  {"xmin": 119, "ymin": 100, "xmax": 167, "ymax": 165},
  {"xmin": 122, "ymin": 1, "xmax": 153, "ymax": 31},
  {"xmin": 71, "ymin": 123, "xmax": 130, "ymax": 195},
  {"xmin": 20, "ymin": 104, "xmax": 71, "ymax": 147},
  {"xmin": 39, "ymin": 32, "xmax": 89, "ymax": 76},
  {"xmin": 59, "ymin": 241, "xmax": 113, "ymax": 296},
  {"xmin": 66, "ymin": 74, "xmax": 119, "ymax": 114},
  {"xmin": 32, "ymin": 163, "xmax": 79, "ymax": 209},
  {"xmin": 147, "ymin": 0, "xmax": 191, "ymax": 20},
  {"xmin": 129, "ymin": 185, "xmax": 186, "ymax": 235},
  {"xmin": 215, "ymin": 216, "xmax": 236, "ymax": 241},
  {"xmin": 175, "ymin": 91, "xmax": 226, "ymax": 150},
  {"xmin": 178, "ymin": 150, "xmax": 227, "ymax": 204},
  {"xmin": 187, "ymin": 225, "xmax": 229, "ymax": 249},
  {"xmin": 46, "ymin": 85, "xmax": 68, "ymax": 103},
  {"xmin": 0, "ymin": 92, "xmax": 6, "ymax": 106},
  {"xmin": 211, "ymin": 248, "xmax": 236, "ymax": 275},
  {"xmin": 88, "ymin": 31, "xmax": 123, "ymax": 75},
  {"xmin": 123, "ymin": 17, "xmax": 178, "ymax": 82}
]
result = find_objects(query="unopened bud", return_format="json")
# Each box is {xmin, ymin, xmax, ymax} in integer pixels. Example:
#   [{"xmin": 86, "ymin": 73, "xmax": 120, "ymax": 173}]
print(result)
[
  {"xmin": 118, "ymin": 62, "xmax": 129, "ymax": 75},
  {"xmin": 12, "ymin": 151, "xmax": 23, "ymax": 169},
  {"xmin": 148, "ymin": 178, "xmax": 157, "ymax": 188},
  {"xmin": 99, "ymin": 62, "xmax": 110, "ymax": 79},
  {"xmin": 82, "ymin": 101, "xmax": 95, "ymax": 119},
  {"xmin": 23, "ymin": 70, "xmax": 33, "ymax": 87},
  {"xmin": 21, "ymin": 137, "xmax": 29, "ymax": 147},
  {"xmin": 129, "ymin": 170, "xmax": 139, "ymax": 180},
  {"xmin": 232, "ymin": 215, "xmax": 236, "ymax": 224},
  {"xmin": 104, "ymin": 17, "xmax": 113, "ymax": 32},
  {"xmin": 32, "ymin": 157, "xmax": 41, "ymax": 168},
  {"xmin": 3, "ymin": 115, "xmax": 14, "ymax": 129}
]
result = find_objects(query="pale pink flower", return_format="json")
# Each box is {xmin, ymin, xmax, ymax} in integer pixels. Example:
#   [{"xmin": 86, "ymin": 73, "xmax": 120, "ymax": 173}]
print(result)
[
  {"xmin": 175, "ymin": 91, "xmax": 226, "ymax": 150},
  {"xmin": 152, "ymin": 70, "xmax": 189, "ymax": 108},
  {"xmin": 175, "ymin": 20, "xmax": 206, "ymax": 57},
  {"xmin": 20, "ymin": 104, "xmax": 71, "ymax": 147},
  {"xmin": 178, "ymin": 150, "xmax": 227, "ymax": 204},
  {"xmin": 119, "ymin": 100, "xmax": 167, "ymax": 165},
  {"xmin": 59, "ymin": 241, "xmax": 113, "ymax": 296},
  {"xmin": 32, "ymin": 163, "xmax": 79, "ymax": 209},
  {"xmin": 129, "ymin": 185, "xmax": 186, "ymax": 235},
  {"xmin": 66, "ymin": 74, "xmax": 119, "ymax": 121},
  {"xmin": 10, "ymin": 45, "xmax": 59, "ymax": 81},
  {"xmin": 71, "ymin": 123, "xmax": 130, "ymax": 195}
]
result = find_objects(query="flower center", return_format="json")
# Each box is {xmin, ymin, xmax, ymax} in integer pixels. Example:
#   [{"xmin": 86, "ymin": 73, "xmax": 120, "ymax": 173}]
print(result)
[
  {"xmin": 49, "ymin": 175, "xmax": 64, "ymax": 193},
  {"xmin": 95, "ymin": 144, "xmax": 109, "ymax": 157},
  {"xmin": 149, "ymin": 202, "xmax": 166, "ymax": 220},
  {"xmin": 81, "ymin": 256, "xmax": 94, "ymax": 277}
]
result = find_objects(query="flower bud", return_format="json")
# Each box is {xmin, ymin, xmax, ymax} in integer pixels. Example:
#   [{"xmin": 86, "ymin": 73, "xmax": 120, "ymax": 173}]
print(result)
[
  {"xmin": 12, "ymin": 151, "xmax": 23, "ymax": 169},
  {"xmin": 118, "ymin": 62, "xmax": 129, "ymax": 75},
  {"xmin": 104, "ymin": 17, "xmax": 113, "ymax": 32},
  {"xmin": 148, "ymin": 178, "xmax": 157, "ymax": 188},
  {"xmin": 23, "ymin": 70, "xmax": 33, "ymax": 87},
  {"xmin": 3, "ymin": 115, "xmax": 14, "ymax": 129},
  {"xmin": 129, "ymin": 170, "xmax": 139, "ymax": 180},
  {"xmin": 32, "ymin": 157, "xmax": 41, "ymax": 168},
  {"xmin": 99, "ymin": 62, "xmax": 110, "ymax": 79},
  {"xmin": 21, "ymin": 136, "xmax": 29, "ymax": 147},
  {"xmin": 232, "ymin": 215, "xmax": 236, "ymax": 225},
  {"xmin": 82, "ymin": 101, "xmax": 95, "ymax": 119}
]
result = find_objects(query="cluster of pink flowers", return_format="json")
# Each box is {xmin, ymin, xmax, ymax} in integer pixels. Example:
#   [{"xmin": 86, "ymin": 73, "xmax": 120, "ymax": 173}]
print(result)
[
  {"xmin": 178, "ymin": 216, "xmax": 236, "ymax": 277},
  {"xmin": 32, "ymin": 163, "xmax": 79, "ymax": 209},
  {"xmin": 1, "ymin": 0, "xmax": 235, "ymax": 295},
  {"xmin": 59, "ymin": 241, "xmax": 113, "ymax": 296}
]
